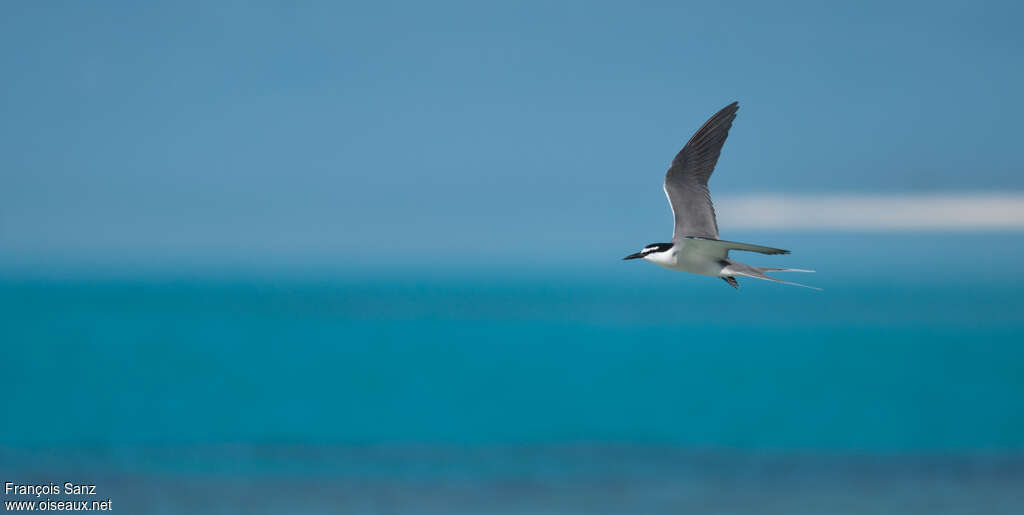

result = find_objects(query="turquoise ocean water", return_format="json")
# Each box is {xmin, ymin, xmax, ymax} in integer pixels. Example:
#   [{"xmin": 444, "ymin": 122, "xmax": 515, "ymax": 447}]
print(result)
[{"xmin": 2, "ymin": 234, "xmax": 1023, "ymax": 513}]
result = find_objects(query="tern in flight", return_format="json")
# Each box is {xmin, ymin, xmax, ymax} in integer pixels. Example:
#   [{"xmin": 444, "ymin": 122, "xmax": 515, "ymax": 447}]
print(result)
[{"xmin": 623, "ymin": 102, "xmax": 819, "ymax": 290}]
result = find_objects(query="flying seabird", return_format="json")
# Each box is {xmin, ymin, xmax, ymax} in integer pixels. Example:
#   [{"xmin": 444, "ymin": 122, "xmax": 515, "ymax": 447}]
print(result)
[{"xmin": 623, "ymin": 102, "xmax": 819, "ymax": 290}]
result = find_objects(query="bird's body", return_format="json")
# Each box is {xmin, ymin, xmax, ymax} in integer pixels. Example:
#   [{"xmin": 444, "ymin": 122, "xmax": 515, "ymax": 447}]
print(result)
[
  {"xmin": 644, "ymin": 238, "xmax": 724, "ymax": 276},
  {"xmin": 642, "ymin": 238, "xmax": 773, "ymax": 276},
  {"xmin": 623, "ymin": 102, "xmax": 818, "ymax": 290}
]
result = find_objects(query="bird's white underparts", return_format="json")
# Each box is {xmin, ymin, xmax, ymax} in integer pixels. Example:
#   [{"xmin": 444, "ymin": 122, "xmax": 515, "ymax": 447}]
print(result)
[{"xmin": 623, "ymin": 102, "xmax": 819, "ymax": 290}]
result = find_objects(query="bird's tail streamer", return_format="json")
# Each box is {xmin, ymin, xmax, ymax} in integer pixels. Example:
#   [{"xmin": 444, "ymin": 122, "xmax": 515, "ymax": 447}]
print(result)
[{"xmin": 722, "ymin": 262, "xmax": 821, "ymax": 290}]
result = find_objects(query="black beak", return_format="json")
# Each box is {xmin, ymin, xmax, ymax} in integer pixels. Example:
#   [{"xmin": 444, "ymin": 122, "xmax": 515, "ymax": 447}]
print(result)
[{"xmin": 623, "ymin": 252, "xmax": 645, "ymax": 260}]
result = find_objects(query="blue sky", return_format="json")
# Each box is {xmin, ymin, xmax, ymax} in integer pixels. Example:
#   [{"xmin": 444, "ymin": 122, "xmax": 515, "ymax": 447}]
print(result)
[{"xmin": 2, "ymin": 1, "xmax": 1022, "ymax": 267}]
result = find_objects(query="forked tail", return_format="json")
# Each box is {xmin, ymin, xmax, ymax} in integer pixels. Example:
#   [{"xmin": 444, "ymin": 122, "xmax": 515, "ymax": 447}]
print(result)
[{"xmin": 721, "ymin": 261, "xmax": 821, "ymax": 290}]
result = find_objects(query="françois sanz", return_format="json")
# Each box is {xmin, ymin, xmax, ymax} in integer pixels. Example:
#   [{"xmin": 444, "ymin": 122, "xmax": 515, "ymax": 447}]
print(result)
[{"xmin": 4, "ymin": 482, "xmax": 97, "ymax": 496}]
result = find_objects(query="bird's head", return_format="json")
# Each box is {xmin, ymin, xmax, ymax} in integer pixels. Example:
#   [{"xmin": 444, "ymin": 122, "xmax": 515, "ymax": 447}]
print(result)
[{"xmin": 623, "ymin": 242, "xmax": 674, "ymax": 261}]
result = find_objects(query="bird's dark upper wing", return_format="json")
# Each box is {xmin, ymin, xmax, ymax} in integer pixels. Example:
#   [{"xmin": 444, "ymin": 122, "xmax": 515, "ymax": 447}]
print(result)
[{"xmin": 664, "ymin": 101, "xmax": 739, "ymax": 240}]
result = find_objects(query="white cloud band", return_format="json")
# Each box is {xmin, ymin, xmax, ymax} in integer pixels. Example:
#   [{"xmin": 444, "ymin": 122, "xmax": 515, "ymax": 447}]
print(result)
[{"xmin": 715, "ymin": 193, "xmax": 1024, "ymax": 230}]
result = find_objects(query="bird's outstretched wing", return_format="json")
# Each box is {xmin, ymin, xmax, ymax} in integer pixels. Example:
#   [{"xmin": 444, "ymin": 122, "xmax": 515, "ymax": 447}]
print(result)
[{"xmin": 664, "ymin": 101, "xmax": 739, "ymax": 240}]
